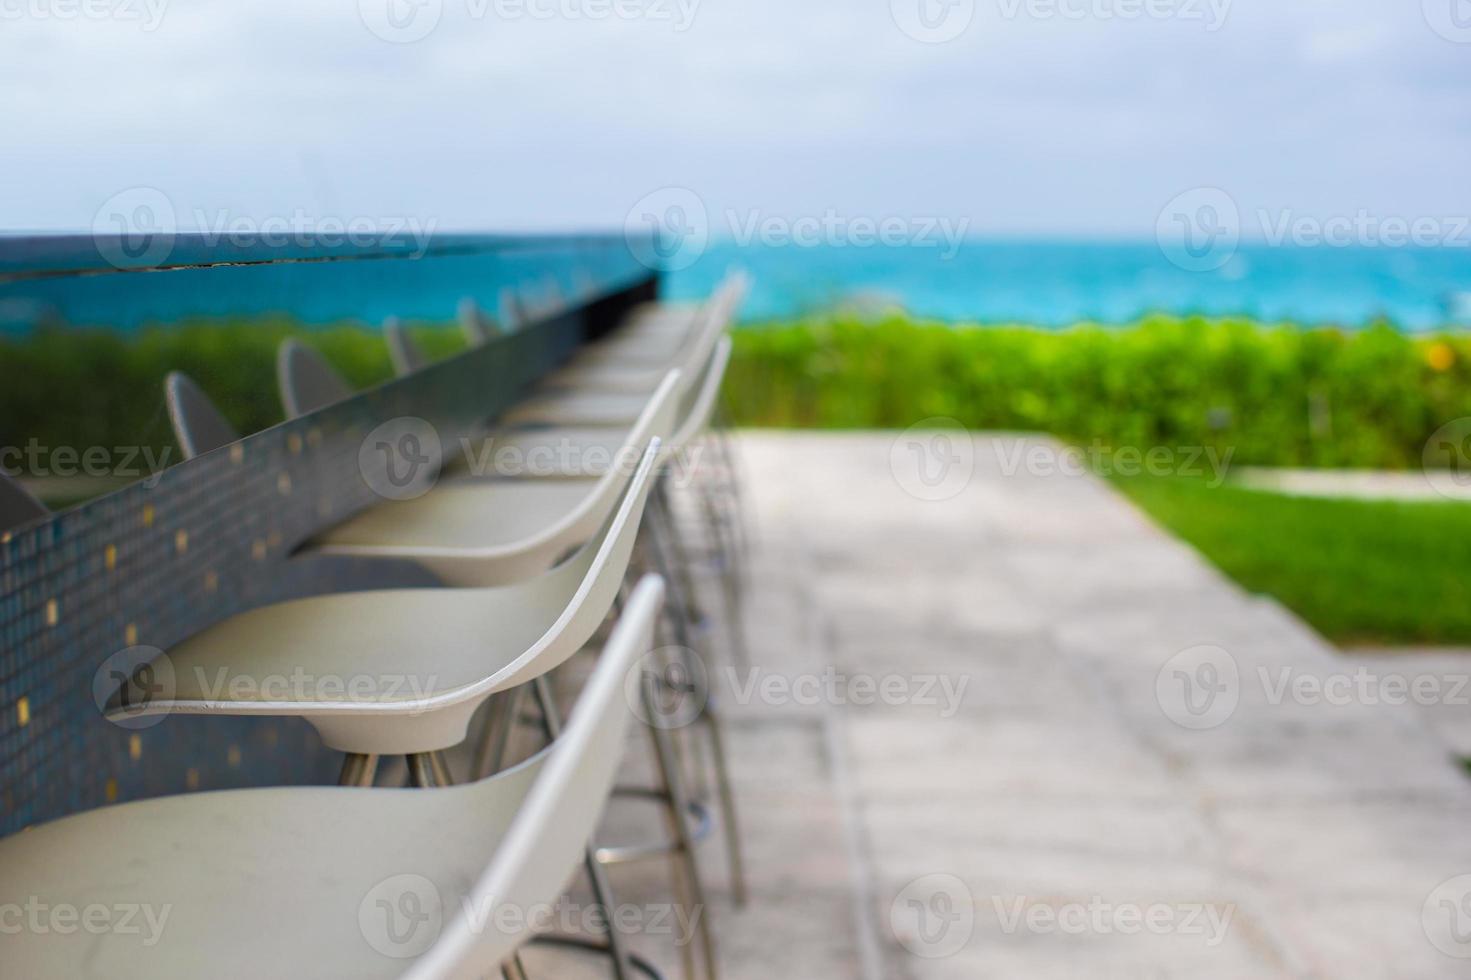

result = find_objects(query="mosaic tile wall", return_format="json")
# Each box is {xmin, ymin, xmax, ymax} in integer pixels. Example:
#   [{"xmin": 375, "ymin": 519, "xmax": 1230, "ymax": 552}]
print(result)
[{"xmin": 0, "ymin": 243, "xmax": 656, "ymax": 838}]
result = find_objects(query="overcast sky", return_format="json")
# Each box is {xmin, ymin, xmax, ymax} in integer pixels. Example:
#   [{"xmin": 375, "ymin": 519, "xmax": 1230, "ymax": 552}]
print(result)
[{"xmin": 2, "ymin": 0, "xmax": 1468, "ymax": 240}]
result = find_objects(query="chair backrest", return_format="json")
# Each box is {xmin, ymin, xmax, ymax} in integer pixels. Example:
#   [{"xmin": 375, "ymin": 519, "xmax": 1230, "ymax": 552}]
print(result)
[
  {"xmin": 482, "ymin": 436, "xmax": 662, "ymax": 693},
  {"xmin": 458, "ymin": 289, "xmax": 521, "ymax": 347},
  {"xmin": 384, "ymin": 317, "xmax": 427, "ymax": 378},
  {"xmin": 671, "ymin": 334, "xmax": 733, "ymax": 453},
  {"xmin": 165, "ymin": 371, "xmax": 242, "ymax": 459},
  {"xmin": 510, "ymin": 368, "xmax": 681, "ymax": 563},
  {"xmin": 278, "ymin": 339, "xmax": 355, "ymax": 418},
  {"xmin": 408, "ymin": 574, "xmax": 665, "ymax": 980},
  {"xmin": 0, "ymin": 471, "xmax": 48, "ymax": 532}
]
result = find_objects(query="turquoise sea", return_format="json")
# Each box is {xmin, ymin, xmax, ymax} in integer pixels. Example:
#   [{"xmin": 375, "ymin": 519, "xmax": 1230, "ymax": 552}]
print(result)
[
  {"xmin": 4, "ymin": 238, "xmax": 1470, "ymax": 332},
  {"xmin": 667, "ymin": 241, "xmax": 1471, "ymax": 330}
]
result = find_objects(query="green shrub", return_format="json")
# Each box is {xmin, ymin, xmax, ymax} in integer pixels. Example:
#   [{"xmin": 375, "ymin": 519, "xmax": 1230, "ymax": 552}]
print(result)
[
  {"xmin": 725, "ymin": 314, "xmax": 1471, "ymax": 469},
  {"xmin": 0, "ymin": 318, "xmax": 466, "ymax": 474},
  {"xmin": 3, "ymin": 313, "xmax": 1469, "ymax": 475}
]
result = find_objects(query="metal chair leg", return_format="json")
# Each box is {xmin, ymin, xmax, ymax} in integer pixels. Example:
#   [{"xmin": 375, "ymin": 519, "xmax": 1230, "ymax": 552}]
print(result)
[
  {"xmin": 502, "ymin": 952, "xmax": 530, "ymax": 980},
  {"xmin": 534, "ymin": 677, "xmax": 636, "ymax": 980},
  {"xmin": 642, "ymin": 675, "xmax": 718, "ymax": 980},
  {"xmin": 653, "ymin": 480, "xmax": 707, "ymax": 631},
  {"xmin": 406, "ymin": 753, "xmax": 441, "ymax": 788},
  {"xmin": 644, "ymin": 509, "xmax": 748, "ymax": 906},
  {"xmin": 472, "ymin": 686, "xmax": 525, "ymax": 780},
  {"xmin": 698, "ymin": 702, "xmax": 746, "ymax": 908},
  {"xmin": 338, "ymin": 753, "xmax": 379, "ymax": 787}
]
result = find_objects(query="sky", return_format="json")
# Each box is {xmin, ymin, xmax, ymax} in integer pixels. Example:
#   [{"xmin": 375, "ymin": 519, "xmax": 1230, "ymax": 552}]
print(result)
[{"xmin": 2, "ymin": 0, "xmax": 1469, "ymax": 241}]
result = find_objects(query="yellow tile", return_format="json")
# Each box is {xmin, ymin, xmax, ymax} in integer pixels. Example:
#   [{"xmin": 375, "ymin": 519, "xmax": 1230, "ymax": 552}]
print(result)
[
  {"xmin": 186, "ymin": 769, "xmax": 200, "ymax": 790},
  {"xmin": 16, "ymin": 696, "xmax": 30, "ymax": 727},
  {"xmin": 229, "ymin": 443, "xmax": 244, "ymax": 465},
  {"xmin": 45, "ymin": 599, "xmax": 58, "ymax": 627},
  {"xmin": 227, "ymin": 745, "xmax": 242, "ymax": 767},
  {"xmin": 288, "ymin": 433, "xmax": 303, "ymax": 455},
  {"xmin": 129, "ymin": 735, "xmax": 142, "ymax": 761},
  {"xmin": 252, "ymin": 539, "xmax": 267, "ymax": 561},
  {"xmin": 125, "ymin": 623, "xmax": 138, "ymax": 646},
  {"xmin": 105, "ymin": 779, "xmax": 118, "ymax": 803},
  {"xmin": 142, "ymin": 504, "xmax": 155, "ymax": 528},
  {"xmin": 174, "ymin": 529, "xmax": 188, "ymax": 555},
  {"xmin": 104, "ymin": 544, "xmax": 117, "ymax": 571},
  {"xmin": 204, "ymin": 570, "xmax": 218, "ymax": 593},
  {"xmin": 277, "ymin": 472, "xmax": 292, "ymax": 495}
]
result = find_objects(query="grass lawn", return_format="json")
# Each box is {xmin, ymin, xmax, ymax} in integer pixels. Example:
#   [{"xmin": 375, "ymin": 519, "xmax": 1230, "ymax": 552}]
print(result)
[{"xmin": 1111, "ymin": 475, "xmax": 1471, "ymax": 647}]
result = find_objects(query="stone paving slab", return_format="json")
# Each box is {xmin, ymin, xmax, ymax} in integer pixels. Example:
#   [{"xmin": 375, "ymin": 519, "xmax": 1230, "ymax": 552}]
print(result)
[
  {"xmin": 715, "ymin": 432, "xmax": 1471, "ymax": 980},
  {"xmin": 541, "ymin": 432, "xmax": 1471, "ymax": 979}
]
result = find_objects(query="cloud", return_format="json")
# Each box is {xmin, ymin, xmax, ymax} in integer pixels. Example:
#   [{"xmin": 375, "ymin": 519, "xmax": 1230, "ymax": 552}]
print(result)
[{"xmin": 0, "ymin": 0, "xmax": 1467, "ymax": 235}]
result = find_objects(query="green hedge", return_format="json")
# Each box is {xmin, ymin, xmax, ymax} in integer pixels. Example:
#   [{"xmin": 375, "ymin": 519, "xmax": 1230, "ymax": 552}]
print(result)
[
  {"xmin": 3, "ymin": 313, "xmax": 1470, "ymax": 475},
  {"xmin": 725, "ymin": 314, "xmax": 1471, "ymax": 469}
]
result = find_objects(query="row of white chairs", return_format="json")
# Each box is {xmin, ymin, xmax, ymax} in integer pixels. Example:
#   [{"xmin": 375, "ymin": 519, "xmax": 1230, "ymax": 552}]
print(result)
[{"xmin": 0, "ymin": 274, "xmax": 752, "ymax": 980}]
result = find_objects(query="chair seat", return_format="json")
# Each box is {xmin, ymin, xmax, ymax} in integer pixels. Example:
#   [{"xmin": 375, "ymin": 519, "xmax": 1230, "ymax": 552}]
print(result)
[
  {"xmin": 120, "ymin": 580, "xmax": 560, "ymax": 752},
  {"xmin": 448, "ymin": 428, "xmax": 630, "ymax": 480},
  {"xmin": 313, "ymin": 480, "xmax": 594, "ymax": 551},
  {"xmin": 501, "ymin": 389, "xmax": 652, "ymax": 428},
  {"xmin": 0, "ymin": 761, "xmax": 541, "ymax": 980}
]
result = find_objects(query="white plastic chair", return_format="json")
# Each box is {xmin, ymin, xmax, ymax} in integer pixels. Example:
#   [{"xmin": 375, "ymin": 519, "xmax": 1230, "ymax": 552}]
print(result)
[
  {"xmin": 169, "ymin": 365, "xmax": 681, "ymax": 588},
  {"xmin": 0, "ymin": 575, "xmax": 668, "ymax": 980},
  {"xmin": 110, "ymin": 440, "xmax": 662, "ymax": 766}
]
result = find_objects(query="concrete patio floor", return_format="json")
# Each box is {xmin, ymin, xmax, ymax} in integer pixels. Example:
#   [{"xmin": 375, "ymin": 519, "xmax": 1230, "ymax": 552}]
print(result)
[{"xmin": 536, "ymin": 431, "xmax": 1471, "ymax": 979}]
